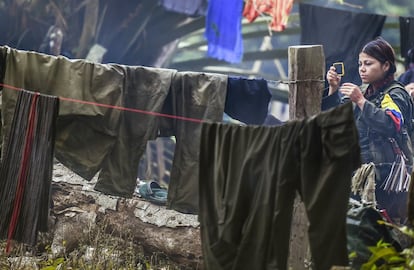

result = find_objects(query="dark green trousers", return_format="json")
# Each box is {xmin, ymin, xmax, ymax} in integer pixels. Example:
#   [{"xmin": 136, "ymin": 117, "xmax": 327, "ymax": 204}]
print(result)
[
  {"xmin": 162, "ymin": 71, "xmax": 228, "ymax": 214},
  {"xmin": 198, "ymin": 103, "xmax": 361, "ymax": 270}
]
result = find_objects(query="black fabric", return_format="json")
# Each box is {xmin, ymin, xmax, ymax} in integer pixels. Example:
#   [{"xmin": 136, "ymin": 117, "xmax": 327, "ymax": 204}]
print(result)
[
  {"xmin": 199, "ymin": 103, "xmax": 361, "ymax": 270},
  {"xmin": 399, "ymin": 17, "xmax": 414, "ymax": 58},
  {"xmin": 398, "ymin": 68, "xmax": 414, "ymax": 85},
  {"xmin": 300, "ymin": 3, "xmax": 385, "ymax": 86},
  {"xmin": 225, "ymin": 76, "xmax": 272, "ymax": 125}
]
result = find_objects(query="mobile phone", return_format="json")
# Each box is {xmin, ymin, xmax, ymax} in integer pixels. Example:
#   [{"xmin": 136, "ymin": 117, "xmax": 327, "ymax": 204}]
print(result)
[{"xmin": 333, "ymin": 62, "xmax": 345, "ymax": 76}]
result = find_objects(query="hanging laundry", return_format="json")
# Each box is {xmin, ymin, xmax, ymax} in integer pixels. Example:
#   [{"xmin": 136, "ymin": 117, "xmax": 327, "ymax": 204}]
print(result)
[
  {"xmin": 399, "ymin": 16, "xmax": 414, "ymax": 58},
  {"xmin": 157, "ymin": 71, "xmax": 228, "ymax": 214},
  {"xmin": 90, "ymin": 65, "xmax": 178, "ymax": 197},
  {"xmin": 198, "ymin": 103, "xmax": 361, "ymax": 270},
  {"xmin": 0, "ymin": 46, "xmax": 229, "ymax": 205},
  {"xmin": 300, "ymin": 3, "xmax": 385, "ymax": 86},
  {"xmin": 243, "ymin": 0, "xmax": 294, "ymax": 32},
  {"xmin": 0, "ymin": 46, "xmax": 176, "ymax": 197},
  {"xmin": 225, "ymin": 76, "xmax": 272, "ymax": 125},
  {"xmin": 0, "ymin": 90, "xmax": 59, "ymax": 252},
  {"xmin": 205, "ymin": 0, "xmax": 244, "ymax": 63}
]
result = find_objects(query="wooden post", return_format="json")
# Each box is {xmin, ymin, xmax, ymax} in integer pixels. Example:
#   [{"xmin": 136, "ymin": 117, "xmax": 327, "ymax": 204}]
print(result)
[
  {"xmin": 288, "ymin": 45, "xmax": 325, "ymax": 120},
  {"xmin": 287, "ymin": 45, "xmax": 325, "ymax": 269}
]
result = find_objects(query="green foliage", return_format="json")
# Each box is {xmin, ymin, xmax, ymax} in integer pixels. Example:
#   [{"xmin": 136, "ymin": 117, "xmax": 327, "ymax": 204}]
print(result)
[{"xmin": 360, "ymin": 221, "xmax": 414, "ymax": 270}]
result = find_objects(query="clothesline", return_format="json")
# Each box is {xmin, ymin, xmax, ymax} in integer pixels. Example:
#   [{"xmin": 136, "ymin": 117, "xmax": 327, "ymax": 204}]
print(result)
[
  {"xmin": 0, "ymin": 79, "xmax": 325, "ymax": 124},
  {"xmin": 266, "ymin": 78, "xmax": 325, "ymax": 86}
]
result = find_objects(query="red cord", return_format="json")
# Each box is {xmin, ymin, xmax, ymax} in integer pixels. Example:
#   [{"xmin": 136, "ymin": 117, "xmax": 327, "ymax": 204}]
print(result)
[{"xmin": 0, "ymin": 83, "xmax": 204, "ymax": 123}]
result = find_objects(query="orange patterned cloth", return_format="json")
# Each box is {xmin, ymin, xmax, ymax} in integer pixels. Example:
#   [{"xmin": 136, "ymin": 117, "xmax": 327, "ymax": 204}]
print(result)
[{"xmin": 242, "ymin": 0, "xmax": 294, "ymax": 31}]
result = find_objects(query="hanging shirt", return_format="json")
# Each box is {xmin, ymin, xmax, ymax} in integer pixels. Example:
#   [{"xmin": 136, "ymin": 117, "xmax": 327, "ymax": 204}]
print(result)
[{"xmin": 225, "ymin": 76, "xmax": 272, "ymax": 125}]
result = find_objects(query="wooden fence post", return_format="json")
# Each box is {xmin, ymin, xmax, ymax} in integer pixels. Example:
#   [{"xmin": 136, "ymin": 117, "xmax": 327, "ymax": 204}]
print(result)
[
  {"xmin": 288, "ymin": 45, "xmax": 325, "ymax": 120},
  {"xmin": 287, "ymin": 45, "xmax": 325, "ymax": 269}
]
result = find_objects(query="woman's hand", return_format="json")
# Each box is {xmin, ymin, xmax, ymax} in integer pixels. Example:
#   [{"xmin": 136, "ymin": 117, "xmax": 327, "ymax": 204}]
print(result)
[
  {"xmin": 340, "ymin": 83, "xmax": 366, "ymax": 109},
  {"xmin": 326, "ymin": 66, "xmax": 342, "ymax": 95}
]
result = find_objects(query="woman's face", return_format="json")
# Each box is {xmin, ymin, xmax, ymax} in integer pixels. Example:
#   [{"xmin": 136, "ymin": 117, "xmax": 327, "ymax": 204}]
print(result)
[{"xmin": 358, "ymin": 52, "xmax": 390, "ymax": 84}]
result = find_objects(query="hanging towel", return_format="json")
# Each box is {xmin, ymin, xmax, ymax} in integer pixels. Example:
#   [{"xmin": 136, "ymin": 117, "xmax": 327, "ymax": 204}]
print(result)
[
  {"xmin": 225, "ymin": 76, "xmax": 272, "ymax": 125},
  {"xmin": 205, "ymin": 0, "xmax": 244, "ymax": 63},
  {"xmin": 0, "ymin": 90, "xmax": 59, "ymax": 251},
  {"xmin": 243, "ymin": 0, "xmax": 294, "ymax": 32}
]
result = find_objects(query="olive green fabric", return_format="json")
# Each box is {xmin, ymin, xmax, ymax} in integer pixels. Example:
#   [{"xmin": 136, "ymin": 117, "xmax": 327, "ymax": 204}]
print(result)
[
  {"xmin": 0, "ymin": 46, "xmax": 176, "ymax": 197},
  {"xmin": 0, "ymin": 46, "xmax": 229, "ymax": 199},
  {"xmin": 162, "ymin": 71, "xmax": 228, "ymax": 214},
  {"xmin": 90, "ymin": 65, "xmax": 177, "ymax": 197},
  {"xmin": 198, "ymin": 103, "xmax": 361, "ymax": 270}
]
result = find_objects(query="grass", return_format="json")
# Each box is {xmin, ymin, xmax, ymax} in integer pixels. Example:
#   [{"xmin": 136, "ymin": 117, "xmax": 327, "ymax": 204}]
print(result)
[{"xmin": 0, "ymin": 217, "xmax": 195, "ymax": 270}]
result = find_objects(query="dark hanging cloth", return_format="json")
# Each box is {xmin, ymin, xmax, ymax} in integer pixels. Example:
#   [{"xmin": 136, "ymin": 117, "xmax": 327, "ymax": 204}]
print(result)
[
  {"xmin": 160, "ymin": 0, "xmax": 207, "ymax": 16},
  {"xmin": 0, "ymin": 89, "xmax": 59, "ymax": 251},
  {"xmin": 399, "ymin": 17, "xmax": 414, "ymax": 58},
  {"xmin": 198, "ymin": 102, "xmax": 361, "ymax": 270},
  {"xmin": 225, "ymin": 76, "xmax": 272, "ymax": 125},
  {"xmin": 300, "ymin": 3, "xmax": 385, "ymax": 86}
]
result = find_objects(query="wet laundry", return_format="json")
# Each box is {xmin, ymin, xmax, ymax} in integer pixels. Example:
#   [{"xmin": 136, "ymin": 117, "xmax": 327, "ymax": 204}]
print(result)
[
  {"xmin": 0, "ymin": 90, "xmax": 59, "ymax": 251},
  {"xmin": 0, "ymin": 46, "xmax": 232, "ymax": 210},
  {"xmin": 225, "ymin": 76, "xmax": 272, "ymax": 125},
  {"xmin": 198, "ymin": 103, "xmax": 361, "ymax": 270}
]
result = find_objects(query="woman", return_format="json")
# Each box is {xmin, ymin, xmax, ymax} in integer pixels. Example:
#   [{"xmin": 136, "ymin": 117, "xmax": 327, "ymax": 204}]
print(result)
[{"xmin": 323, "ymin": 37, "xmax": 414, "ymax": 223}]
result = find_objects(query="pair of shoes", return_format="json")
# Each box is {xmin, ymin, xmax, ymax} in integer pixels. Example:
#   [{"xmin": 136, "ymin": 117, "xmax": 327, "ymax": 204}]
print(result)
[{"xmin": 138, "ymin": 181, "xmax": 168, "ymax": 206}]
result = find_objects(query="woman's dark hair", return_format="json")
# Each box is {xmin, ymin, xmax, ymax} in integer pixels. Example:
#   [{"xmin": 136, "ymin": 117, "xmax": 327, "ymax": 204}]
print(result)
[
  {"xmin": 361, "ymin": 36, "xmax": 396, "ymax": 75},
  {"xmin": 405, "ymin": 48, "xmax": 414, "ymax": 69}
]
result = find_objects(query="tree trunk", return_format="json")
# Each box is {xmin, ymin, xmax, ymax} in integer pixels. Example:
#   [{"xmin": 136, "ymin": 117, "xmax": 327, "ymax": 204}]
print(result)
[{"xmin": 50, "ymin": 162, "xmax": 202, "ymax": 268}]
